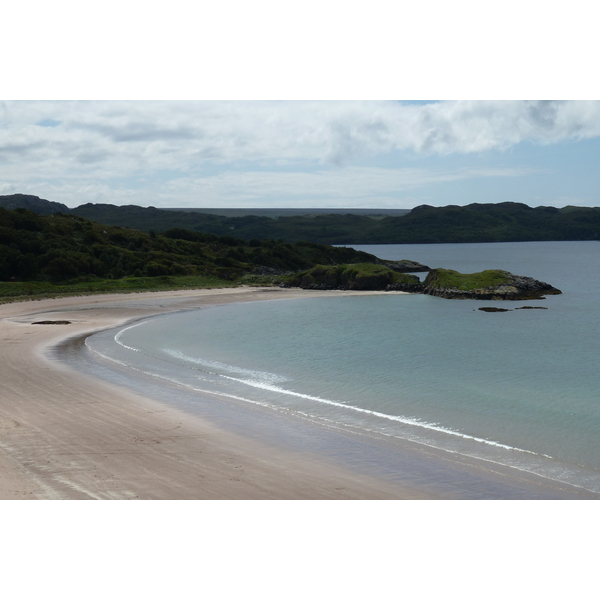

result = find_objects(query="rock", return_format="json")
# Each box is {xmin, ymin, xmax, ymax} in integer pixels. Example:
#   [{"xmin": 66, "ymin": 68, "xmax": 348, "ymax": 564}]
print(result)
[
  {"xmin": 422, "ymin": 269, "xmax": 561, "ymax": 301},
  {"xmin": 378, "ymin": 259, "xmax": 431, "ymax": 273},
  {"xmin": 478, "ymin": 307, "xmax": 510, "ymax": 312},
  {"xmin": 31, "ymin": 320, "xmax": 72, "ymax": 325}
]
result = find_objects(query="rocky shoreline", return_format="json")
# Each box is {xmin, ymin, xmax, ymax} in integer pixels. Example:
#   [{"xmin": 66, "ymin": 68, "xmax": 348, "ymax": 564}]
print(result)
[
  {"xmin": 420, "ymin": 270, "xmax": 562, "ymax": 301},
  {"xmin": 283, "ymin": 263, "xmax": 562, "ymax": 301}
]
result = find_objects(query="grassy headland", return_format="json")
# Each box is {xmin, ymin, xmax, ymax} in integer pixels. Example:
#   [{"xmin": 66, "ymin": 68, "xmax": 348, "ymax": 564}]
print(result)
[
  {"xmin": 422, "ymin": 268, "xmax": 561, "ymax": 300},
  {"xmin": 0, "ymin": 205, "xmax": 563, "ymax": 303},
  {"xmin": 0, "ymin": 207, "xmax": 383, "ymax": 301}
]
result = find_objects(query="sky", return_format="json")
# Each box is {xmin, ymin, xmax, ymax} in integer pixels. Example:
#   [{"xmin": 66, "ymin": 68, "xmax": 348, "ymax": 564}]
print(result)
[{"xmin": 2, "ymin": 99, "xmax": 600, "ymax": 210}]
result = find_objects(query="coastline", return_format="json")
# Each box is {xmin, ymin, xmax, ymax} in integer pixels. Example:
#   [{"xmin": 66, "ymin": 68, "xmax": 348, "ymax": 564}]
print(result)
[{"xmin": 1, "ymin": 286, "xmax": 596, "ymax": 499}]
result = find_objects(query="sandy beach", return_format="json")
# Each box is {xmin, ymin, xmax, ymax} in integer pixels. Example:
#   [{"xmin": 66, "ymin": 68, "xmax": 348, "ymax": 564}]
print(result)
[
  {"xmin": 1, "ymin": 286, "xmax": 597, "ymax": 500},
  {"xmin": 1, "ymin": 286, "xmax": 443, "ymax": 500}
]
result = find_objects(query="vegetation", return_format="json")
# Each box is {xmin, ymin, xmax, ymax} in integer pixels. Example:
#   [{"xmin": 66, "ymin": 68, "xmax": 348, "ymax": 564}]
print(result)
[
  {"xmin": 372, "ymin": 202, "xmax": 600, "ymax": 244},
  {"xmin": 69, "ymin": 204, "xmax": 388, "ymax": 244},
  {"xmin": 0, "ymin": 207, "xmax": 382, "ymax": 300},
  {"xmin": 0, "ymin": 275, "xmax": 235, "ymax": 304},
  {"xmin": 422, "ymin": 269, "xmax": 512, "ymax": 291},
  {"xmin": 4, "ymin": 195, "xmax": 600, "ymax": 245},
  {"xmin": 68, "ymin": 200, "xmax": 600, "ymax": 244},
  {"xmin": 422, "ymin": 268, "xmax": 561, "ymax": 300},
  {"xmin": 0, "ymin": 206, "xmax": 564, "ymax": 303},
  {"xmin": 283, "ymin": 263, "xmax": 422, "ymax": 291}
]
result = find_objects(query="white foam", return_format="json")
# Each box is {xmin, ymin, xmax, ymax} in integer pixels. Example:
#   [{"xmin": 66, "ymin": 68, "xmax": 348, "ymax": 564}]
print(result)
[
  {"xmin": 112, "ymin": 328, "xmax": 547, "ymax": 457},
  {"xmin": 221, "ymin": 374, "xmax": 550, "ymax": 455},
  {"xmin": 85, "ymin": 332, "xmax": 600, "ymax": 494},
  {"xmin": 164, "ymin": 349, "xmax": 287, "ymax": 385}
]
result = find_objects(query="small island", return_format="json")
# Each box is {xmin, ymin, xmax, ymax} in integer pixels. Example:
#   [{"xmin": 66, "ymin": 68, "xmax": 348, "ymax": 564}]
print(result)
[{"xmin": 420, "ymin": 268, "xmax": 561, "ymax": 300}]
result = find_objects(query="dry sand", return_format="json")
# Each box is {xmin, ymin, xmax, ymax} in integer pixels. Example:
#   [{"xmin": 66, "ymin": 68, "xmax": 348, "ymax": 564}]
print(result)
[{"xmin": 1, "ymin": 286, "xmax": 437, "ymax": 500}]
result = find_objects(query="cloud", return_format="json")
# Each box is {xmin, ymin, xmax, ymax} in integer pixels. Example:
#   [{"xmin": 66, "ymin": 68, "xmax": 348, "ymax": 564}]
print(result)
[
  {"xmin": 0, "ymin": 100, "xmax": 598, "ymax": 208},
  {"xmin": 13, "ymin": 165, "xmax": 533, "ymax": 208},
  {"xmin": 160, "ymin": 166, "xmax": 538, "ymax": 204},
  {"xmin": 2, "ymin": 100, "xmax": 600, "ymax": 173}
]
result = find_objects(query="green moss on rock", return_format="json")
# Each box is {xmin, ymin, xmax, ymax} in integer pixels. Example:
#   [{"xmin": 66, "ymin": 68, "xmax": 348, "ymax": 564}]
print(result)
[
  {"xmin": 283, "ymin": 263, "xmax": 422, "ymax": 291},
  {"xmin": 423, "ymin": 268, "xmax": 561, "ymax": 300}
]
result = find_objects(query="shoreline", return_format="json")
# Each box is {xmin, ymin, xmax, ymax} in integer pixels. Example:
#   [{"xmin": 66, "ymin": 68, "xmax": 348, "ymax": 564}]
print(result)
[{"xmin": 1, "ymin": 286, "xmax": 596, "ymax": 499}]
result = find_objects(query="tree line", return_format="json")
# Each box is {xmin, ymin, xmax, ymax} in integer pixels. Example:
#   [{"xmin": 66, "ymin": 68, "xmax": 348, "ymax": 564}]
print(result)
[{"xmin": 0, "ymin": 208, "xmax": 377, "ymax": 283}]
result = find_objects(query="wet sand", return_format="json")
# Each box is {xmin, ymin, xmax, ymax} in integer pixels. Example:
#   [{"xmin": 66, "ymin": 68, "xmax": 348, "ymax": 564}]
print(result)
[{"xmin": 1, "ymin": 287, "xmax": 596, "ymax": 499}]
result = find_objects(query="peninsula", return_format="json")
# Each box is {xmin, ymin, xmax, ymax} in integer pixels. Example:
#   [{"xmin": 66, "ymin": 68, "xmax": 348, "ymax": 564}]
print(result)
[
  {"xmin": 281, "ymin": 264, "xmax": 561, "ymax": 301},
  {"xmin": 0, "ymin": 207, "xmax": 561, "ymax": 303}
]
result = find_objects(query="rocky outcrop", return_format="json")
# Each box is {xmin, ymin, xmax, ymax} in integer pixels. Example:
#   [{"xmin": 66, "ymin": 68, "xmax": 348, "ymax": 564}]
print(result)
[
  {"xmin": 282, "ymin": 263, "xmax": 422, "ymax": 291},
  {"xmin": 377, "ymin": 259, "xmax": 430, "ymax": 273},
  {"xmin": 283, "ymin": 264, "xmax": 562, "ymax": 300},
  {"xmin": 423, "ymin": 269, "xmax": 562, "ymax": 300}
]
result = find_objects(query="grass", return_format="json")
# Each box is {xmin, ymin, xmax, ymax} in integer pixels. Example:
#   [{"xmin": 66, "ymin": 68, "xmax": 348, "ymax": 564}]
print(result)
[
  {"xmin": 425, "ymin": 269, "xmax": 512, "ymax": 291},
  {"xmin": 284, "ymin": 263, "xmax": 421, "ymax": 289},
  {"xmin": 0, "ymin": 275, "xmax": 238, "ymax": 304}
]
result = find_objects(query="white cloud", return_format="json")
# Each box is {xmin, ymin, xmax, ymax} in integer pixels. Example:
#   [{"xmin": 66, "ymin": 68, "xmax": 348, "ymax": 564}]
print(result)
[
  {"xmin": 0, "ymin": 100, "xmax": 598, "ymax": 208},
  {"xmin": 12, "ymin": 166, "xmax": 535, "ymax": 208},
  {"xmin": 168, "ymin": 166, "xmax": 535, "ymax": 201},
  {"xmin": 2, "ymin": 100, "xmax": 600, "ymax": 171}
]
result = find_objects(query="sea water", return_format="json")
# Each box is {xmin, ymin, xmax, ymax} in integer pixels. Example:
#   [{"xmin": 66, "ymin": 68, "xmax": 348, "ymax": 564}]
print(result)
[{"xmin": 85, "ymin": 241, "xmax": 600, "ymax": 493}]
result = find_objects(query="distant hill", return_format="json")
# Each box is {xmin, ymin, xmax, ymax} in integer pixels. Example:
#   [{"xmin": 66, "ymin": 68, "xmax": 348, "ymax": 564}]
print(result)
[
  {"xmin": 165, "ymin": 207, "xmax": 411, "ymax": 218},
  {"xmin": 70, "ymin": 200, "xmax": 600, "ymax": 244},
  {"xmin": 0, "ymin": 194, "xmax": 69, "ymax": 215},
  {"xmin": 367, "ymin": 202, "xmax": 600, "ymax": 243},
  {"xmin": 69, "ymin": 203, "xmax": 391, "ymax": 243},
  {"xmin": 3, "ymin": 194, "xmax": 600, "ymax": 244}
]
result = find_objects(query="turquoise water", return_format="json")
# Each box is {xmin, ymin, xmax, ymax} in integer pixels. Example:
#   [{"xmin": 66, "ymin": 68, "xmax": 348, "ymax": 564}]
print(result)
[{"xmin": 86, "ymin": 241, "xmax": 600, "ymax": 493}]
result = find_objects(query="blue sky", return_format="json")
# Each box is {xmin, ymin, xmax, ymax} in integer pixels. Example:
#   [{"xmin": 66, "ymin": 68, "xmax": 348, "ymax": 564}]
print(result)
[{"xmin": 1, "ymin": 100, "xmax": 600, "ymax": 210}]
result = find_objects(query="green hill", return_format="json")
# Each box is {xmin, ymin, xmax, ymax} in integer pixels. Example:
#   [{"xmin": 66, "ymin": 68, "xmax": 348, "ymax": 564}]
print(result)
[
  {"xmin": 2, "ymin": 194, "xmax": 600, "ymax": 244},
  {"xmin": 0, "ymin": 207, "xmax": 383, "ymax": 299},
  {"xmin": 71, "ymin": 200, "xmax": 600, "ymax": 243}
]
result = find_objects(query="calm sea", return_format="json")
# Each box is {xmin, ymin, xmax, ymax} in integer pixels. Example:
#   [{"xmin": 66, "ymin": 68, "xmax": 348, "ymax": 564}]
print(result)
[{"xmin": 85, "ymin": 241, "xmax": 600, "ymax": 494}]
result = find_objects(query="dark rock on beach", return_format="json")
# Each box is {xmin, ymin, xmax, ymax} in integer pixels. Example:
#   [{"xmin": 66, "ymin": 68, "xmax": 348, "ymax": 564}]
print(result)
[{"xmin": 31, "ymin": 320, "xmax": 72, "ymax": 325}]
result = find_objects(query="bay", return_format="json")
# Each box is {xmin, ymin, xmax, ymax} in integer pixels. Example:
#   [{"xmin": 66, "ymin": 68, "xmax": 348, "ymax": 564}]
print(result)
[{"xmin": 85, "ymin": 241, "xmax": 600, "ymax": 493}]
